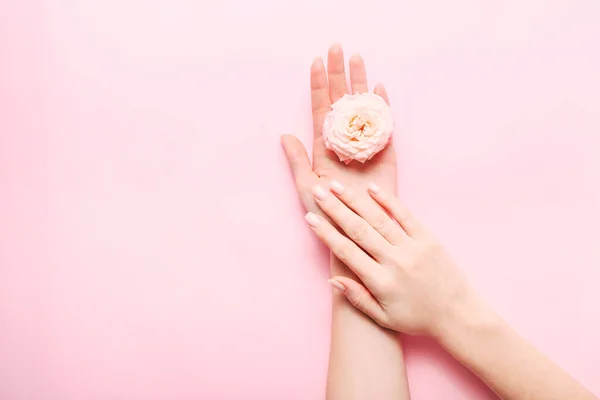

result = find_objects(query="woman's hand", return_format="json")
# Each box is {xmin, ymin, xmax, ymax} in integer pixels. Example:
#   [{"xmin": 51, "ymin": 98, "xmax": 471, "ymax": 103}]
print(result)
[
  {"xmin": 284, "ymin": 46, "xmax": 412, "ymax": 400},
  {"xmin": 282, "ymin": 44, "xmax": 397, "ymax": 218},
  {"xmin": 305, "ymin": 179, "xmax": 490, "ymax": 337}
]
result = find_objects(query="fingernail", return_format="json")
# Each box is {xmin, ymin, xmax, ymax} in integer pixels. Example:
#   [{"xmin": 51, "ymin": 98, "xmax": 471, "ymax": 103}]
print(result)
[
  {"xmin": 329, "ymin": 180, "xmax": 344, "ymax": 195},
  {"xmin": 312, "ymin": 57, "xmax": 324, "ymax": 69},
  {"xmin": 349, "ymin": 53, "xmax": 362, "ymax": 64},
  {"xmin": 330, "ymin": 43, "xmax": 343, "ymax": 53},
  {"xmin": 313, "ymin": 185, "xmax": 328, "ymax": 200},
  {"xmin": 328, "ymin": 279, "xmax": 345, "ymax": 292},
  {"xmin": 305, "ymin": 212, "xmax": 320, "ymax": 228},
  {"xmin": 368, "ymin": 182, "xmax": 381, "ymax": 194}
]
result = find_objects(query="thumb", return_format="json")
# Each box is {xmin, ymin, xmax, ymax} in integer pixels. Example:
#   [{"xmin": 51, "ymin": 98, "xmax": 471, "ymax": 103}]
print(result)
[
  {"xmin": 328, "ymin": 277, "xmax": 387, "ymax": 325},
  {"xmin": 281, "ymin": 134, "xmax": 313, "ymax": 189}
]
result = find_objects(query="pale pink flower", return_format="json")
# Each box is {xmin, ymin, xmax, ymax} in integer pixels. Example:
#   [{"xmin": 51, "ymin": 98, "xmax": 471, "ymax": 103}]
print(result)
[{"xmin": 323, "ymin": 93, "xmax": 394, "ymax": 164}]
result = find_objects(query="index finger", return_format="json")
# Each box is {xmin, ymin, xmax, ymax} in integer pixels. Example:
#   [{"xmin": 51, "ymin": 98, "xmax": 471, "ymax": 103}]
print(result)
[
  {"xmin": 374, "ymin": 83, "xmax": 390, "ymax": 105},
  {"xmin": 311, "ymin": 57, "xmax": 331, "ymax": 139},
  {"xmin": 305, "ymin": 212, "xmax": 383, "ymax": 292}
]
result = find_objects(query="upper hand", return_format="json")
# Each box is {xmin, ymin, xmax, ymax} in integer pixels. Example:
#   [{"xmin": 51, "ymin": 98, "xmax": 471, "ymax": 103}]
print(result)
[{"xmin": 304, "ymin": 179, "xmax": 486, "ymax": 337}]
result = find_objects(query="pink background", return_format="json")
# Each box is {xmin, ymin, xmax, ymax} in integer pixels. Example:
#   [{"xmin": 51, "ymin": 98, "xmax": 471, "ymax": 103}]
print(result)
[{"xmin": 2, "ymin": 0, "xmax": 600, "ymax": 399}]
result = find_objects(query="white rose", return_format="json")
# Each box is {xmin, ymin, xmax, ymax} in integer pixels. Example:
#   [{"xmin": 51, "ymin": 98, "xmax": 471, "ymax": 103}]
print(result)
[{"xmin": 323, "ymin": 93, "xmax": 394, "ymax": 164}]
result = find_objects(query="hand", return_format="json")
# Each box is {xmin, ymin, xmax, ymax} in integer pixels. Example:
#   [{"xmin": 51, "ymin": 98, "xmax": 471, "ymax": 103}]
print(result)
[
  {"xmin": 281, "ymin": 44, "xmax": 397, "ymax": 217},
  {"xmin": 304, "ymin": 179, "xmax": 488, "ymax": 337}
]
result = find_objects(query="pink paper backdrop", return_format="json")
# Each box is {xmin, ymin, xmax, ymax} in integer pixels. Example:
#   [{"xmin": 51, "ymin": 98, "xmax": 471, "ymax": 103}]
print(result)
[{"xmin": 1, "ymin": 0, "xmax": 600, "ymax": 399}]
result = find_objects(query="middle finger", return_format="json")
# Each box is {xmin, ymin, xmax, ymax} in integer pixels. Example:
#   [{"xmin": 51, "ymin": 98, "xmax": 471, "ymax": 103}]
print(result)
[
  {"xmin": 349, "ymin": 54, "xmax": 368, "ymax": 94},
  {"xmin": 327, "ymin": 44, "xmax": 349, "ymax": 102}
]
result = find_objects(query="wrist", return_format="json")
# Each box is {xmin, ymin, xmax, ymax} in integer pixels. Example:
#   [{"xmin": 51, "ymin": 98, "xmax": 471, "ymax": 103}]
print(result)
[{"xmin": 432, "ymin": 289, "xmax": 503, "ymax": 347}]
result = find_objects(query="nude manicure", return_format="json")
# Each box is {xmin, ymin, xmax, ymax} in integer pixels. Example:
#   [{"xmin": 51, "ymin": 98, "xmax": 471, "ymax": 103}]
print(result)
[
  {"xmin": 329, "ymin": 180, "xmax": 345, "ymax": 195},
  {"xmin": 368, "ymin": 182, "xmax": 381, "ymax": 194},
  {"xmin": 305, "ymin": 212, "xmax": 320, "ymax": 227},
  {"xmin": 313, "ymin": 185, "xmax": 328, "ymax": 200},
  {"xmin": 328, "ymin": 279, "xmax": 345, "ymax": 292}
]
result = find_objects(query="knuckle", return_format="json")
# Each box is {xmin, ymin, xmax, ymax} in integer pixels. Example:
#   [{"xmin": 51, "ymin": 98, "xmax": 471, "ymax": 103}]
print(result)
[
  {"xmin": 395, "ymin": 210, "xmax": 413, "ymax": 225},
  {"xmin": 349, "ymin": 294, "xmax": 365, "ymax": 310},
  {"xmin": 348, "ymin": 222, "xmax": 369, "ymax": 241},
  {"xmin": 376, "ymin": 276, "xmax": 397, "ymax": 297},
  {"xmin": 402, "ymin": 252, "xmax": 420, "ymax": 271},
  {"xmin": 333, "ymin": 243, "xmax": 352, "ymax": 262},
  {"xmin": 420, "ymin": 239, "xmax": 441, "ymax": 254},
  {"xmin": 371, "ymin": 215, "xmax": 391, "ymax": 233}
]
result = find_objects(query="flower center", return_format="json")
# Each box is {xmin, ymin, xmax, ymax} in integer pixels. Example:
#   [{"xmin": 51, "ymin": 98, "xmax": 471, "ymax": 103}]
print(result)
[{"xmin": 348, "ymin": 114, "xmax": 374, "ymax": 140}]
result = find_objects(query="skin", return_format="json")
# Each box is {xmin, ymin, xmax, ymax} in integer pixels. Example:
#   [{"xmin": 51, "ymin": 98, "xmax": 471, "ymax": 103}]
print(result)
[
  {"xmin": 304, "ymin": 179, "xmax": 598, "ymax": 400},
  {"xmin": 281, "ymin": 44, "xmax": 410, "ymax": 400}
]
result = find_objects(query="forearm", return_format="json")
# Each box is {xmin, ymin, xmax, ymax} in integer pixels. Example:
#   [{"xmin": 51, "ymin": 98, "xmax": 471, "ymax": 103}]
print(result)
[
  {"xmin": 326, "ymin": 256, "xmax": 410, "ymax": 400},
  {"xmin": 436, "ymin": 294, "xmax": 597, "ymax": 400}
]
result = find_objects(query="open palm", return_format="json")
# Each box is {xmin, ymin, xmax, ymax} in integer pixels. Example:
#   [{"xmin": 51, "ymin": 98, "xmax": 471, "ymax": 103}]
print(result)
[{"xmin": 282, "ymin": 44, "xmax": 398, "ymax": 215}]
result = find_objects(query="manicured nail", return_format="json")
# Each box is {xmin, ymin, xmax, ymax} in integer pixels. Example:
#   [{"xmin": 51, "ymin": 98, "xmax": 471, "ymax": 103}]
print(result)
[
  {"xmin": 329, "ymin": 180, "xmax": 344, "ymax": 195},
  {"xmin": 330, "ymin": 43, "xmax": 343, "ymax": 53},
  {"xmin": 305, "ymin": 212, "xmax": 320, "ymax": 228},
  {"xmin": 349, "ymin": 53, "xmax": 363, "ymax": 65},
  {"xmin": 328, "ymin": 279, "xmax": 345, "ymax": 292},
  {"xmin": 313, "ymin": 185, "xmax": 328, "ymax": 200},
  {"xmin": 368, "ymin": 182, "xmax": 381, "ymax": 194},
  {"xmin": 312, "ymin": 57, "xmax": 324, "ymax": 69}
]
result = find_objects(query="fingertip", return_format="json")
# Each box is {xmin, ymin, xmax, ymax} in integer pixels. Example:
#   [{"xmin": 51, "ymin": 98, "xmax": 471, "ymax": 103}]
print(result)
[
  {"xmin": 305, "ymin": 212, "xmax": 320, "ymax": 228},
  {"xmin": 280, "ymin": 133, "xmax": 292, "ymax": 144},
  {"xmin": 329, "ymin": 43, "xmax": 343, "ymax": 54},
  {"xmin": 328, "ymin": 279, "xmax": 346, "ymax": 292},
  {"xmin": 334, "ymin": 277, "xmax": 383, "ymax": 320},
  {"xmin": 280, "ymin": 134, "xmax": 295, "ymax": 151},
  {"xmin": 328, "ymin": 44, "xmax": 345, "ymax": 74},
  {"xmin": 312, "ymin": 185, "xmax": 328, "ymax": 201},
  {"xmin": 281, "ymin": 135, "xmax": 313, "ymax": 185},
  {"xmin": 311, "ymin": 57, "xmax": 324, "ymax": 71},
  {"xmin": 329, "ymin": 180, "xmax": 345, "ymax": 195},
  {"xmin": 367, "ymin": 182, "xmax": 381, "ymax": 194},
  {"xmin": 349, "ymin": 53, "xmax": 363, "ymax": 65},
  {"xmin": 374, "ymin": 83, "xmax": 390, "ymax": 105},
  {"xmin": 330, "ymin": 276, "xmax": 358, "ymax": 295}
]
